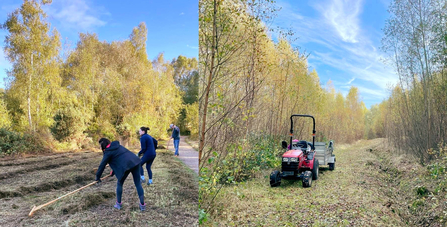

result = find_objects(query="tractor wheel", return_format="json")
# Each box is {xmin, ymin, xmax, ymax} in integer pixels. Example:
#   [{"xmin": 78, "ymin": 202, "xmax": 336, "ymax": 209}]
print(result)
[
  {"xmin": 270, "ymin": 170, "xmax": 281, "ymax": 187},
  {"xmin": 312, "ymin": 159, "xmax": 319, "ymax": 180},
  {"xmin": 329, "ymin": 162, "xmax": 335, "ymax": 171},
  {"xmin": 302, "ymin": 170, "xmax": 312, "ymax": 188}
]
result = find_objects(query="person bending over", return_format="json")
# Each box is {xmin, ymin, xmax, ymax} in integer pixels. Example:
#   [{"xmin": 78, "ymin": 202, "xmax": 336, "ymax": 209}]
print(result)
[
  {"xmin": 96, "ymin": 138, "xmax": 146, "ymax": 211},
  {"xmin": 138, "ymin": 127, "xmax": 157, "ymax": 185}
]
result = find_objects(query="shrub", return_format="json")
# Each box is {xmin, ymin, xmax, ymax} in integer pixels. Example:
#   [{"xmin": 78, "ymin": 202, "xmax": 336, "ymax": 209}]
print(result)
[
  {"xmin": 199, "ymin": 134, "xmax": 284, "ymax": 215},
  {"xmin": 0, "ymin": 128, "xmax": 46, "ymax": 156},
  {"xmin": 209, "ymin": 134, "xmax": 283, "ymax": 183},
  {"xmin": 51, "ymin": 108, "xmax": 89, "ymax": 142}
]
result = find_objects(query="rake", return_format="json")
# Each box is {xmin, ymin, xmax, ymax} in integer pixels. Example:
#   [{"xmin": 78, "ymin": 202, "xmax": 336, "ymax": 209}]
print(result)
[
  {"xmin": 167, "ymin": 138, "xmax": 172, "ymax": 150},
  {"xmin": 28, "ymin": 174, "xmax": 111, "ymax": 217}
]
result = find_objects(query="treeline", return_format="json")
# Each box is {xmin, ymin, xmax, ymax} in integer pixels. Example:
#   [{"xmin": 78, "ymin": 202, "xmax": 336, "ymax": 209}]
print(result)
[
  {"xmin": 378, "ymin": 0, "xmax": 447, "ymax": 163},
  {"xmin": 199, "ymin": 0, "xmax": 367, "ymax": 167},
  {"xmin": 198, "ymin": 0, "xmax": 368, "ymax": 214},
  {"xmin": 0, "ymin": 0, "xmax": 198, "ymax": 153}
]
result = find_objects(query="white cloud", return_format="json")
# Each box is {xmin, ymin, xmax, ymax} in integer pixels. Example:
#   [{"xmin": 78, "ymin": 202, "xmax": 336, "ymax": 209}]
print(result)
[
  {"xmin": 273, "ymin": 0, "xmax": 398, "ymax": 106},
  {"xmin": 44, "ymin": 0, "xmax": 109, "ymax": 31},
  {"xmin": 312, "ymin": 50, "xmax": 397, "ymax": 91},
  {"xmin": 314, "ymin": 0, "xmax": 363, "ymax": 43},
  {"xmin": 347, "ymin": 77, "xmax": 355, "ymax": 84},
  {"xmin": 340, "ymin": 84, "xmax": 387, "ymax": 100},
  {"xmin": 357, "ymin": 85, "xmax": 388, "ymax": 99}
]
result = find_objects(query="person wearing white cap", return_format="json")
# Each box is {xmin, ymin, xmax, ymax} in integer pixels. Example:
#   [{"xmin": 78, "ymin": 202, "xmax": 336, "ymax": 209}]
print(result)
[{"xmin": 170, "ymin": 124, "xmax": 180, "ymax": 156}]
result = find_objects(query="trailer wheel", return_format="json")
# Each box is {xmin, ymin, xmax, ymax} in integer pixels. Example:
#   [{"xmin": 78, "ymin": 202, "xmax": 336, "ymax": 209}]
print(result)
[
  {"xmin": 329, "ymin": 163, "xmax": 335, "ymax": 171},
  {"xmin": 270, "ymin": 170, "xmax": 281, "ymax": 187},
  {"xmin": 302, "ymin": 170, "xmax": 312, "ymax": 188},
  {"xmin": 312, "ymin": 159, "xmax": 319, "ymax": 180}
]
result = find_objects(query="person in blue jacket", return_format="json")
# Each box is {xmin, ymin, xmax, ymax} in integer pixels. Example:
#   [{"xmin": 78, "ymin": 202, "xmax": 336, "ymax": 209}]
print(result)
[
  {"xmin": 96, "ymin": 138, "xmax": 146, "ymax": 211},
  {"xmin": 138, "ymin": 127, "xmax": 157, "ymax": 185},
  {"xmin": 170, "ymin": 124, "xmax": 180, "ymax": 156}
]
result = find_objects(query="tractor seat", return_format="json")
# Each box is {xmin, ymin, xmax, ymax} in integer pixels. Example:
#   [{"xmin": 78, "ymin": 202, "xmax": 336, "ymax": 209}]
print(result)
[
  {"xmin": 297, "ymin": 141, "xmax": 314, "ymax": 151},
  {"xmin": 308, "ymin": 142, "xmax": 314, "ymax": 150},
  {"xmin": 297, "ymin": 141, "xmax": 307, "ymax": 148}
]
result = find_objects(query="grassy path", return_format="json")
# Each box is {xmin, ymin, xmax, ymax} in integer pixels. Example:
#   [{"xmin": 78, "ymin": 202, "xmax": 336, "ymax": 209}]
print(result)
[{"xmin": 205, "ymin": 139, "xmax": 406, "ymax": 226}]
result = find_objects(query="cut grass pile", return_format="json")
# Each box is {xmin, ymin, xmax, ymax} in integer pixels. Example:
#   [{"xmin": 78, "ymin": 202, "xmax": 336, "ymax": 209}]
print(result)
[{"xmin": 0, "ymin": 148, "xmax": 198, "ymax": 227}]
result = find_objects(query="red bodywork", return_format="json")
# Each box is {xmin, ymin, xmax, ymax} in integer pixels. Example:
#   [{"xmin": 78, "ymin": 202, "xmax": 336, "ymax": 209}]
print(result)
[{"xmin": 282, "ymin": 148, "xmax": 315, "ymax": 171}]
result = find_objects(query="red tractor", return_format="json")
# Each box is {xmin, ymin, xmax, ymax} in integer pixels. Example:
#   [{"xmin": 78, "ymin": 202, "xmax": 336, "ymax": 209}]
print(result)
[{"xmin": 270, "ymin": 114, "xmax": 335, "ymax": 188}]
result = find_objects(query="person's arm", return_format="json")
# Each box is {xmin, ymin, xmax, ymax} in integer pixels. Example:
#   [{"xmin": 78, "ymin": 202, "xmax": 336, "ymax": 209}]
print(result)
[
  {"xmin": 96, "ymin": 153, "xmax": 112, "ymax": 181},
  {"xmin": 173, "ymin": 127, "xmax": 179, "ymax": 139},
  {"xmin": 138, "ymin": 136, "xmax": 148, "ymax": 156},
  {"xmin": 153, "ymin": 138, "xmax": 158, "ymax": 150}
]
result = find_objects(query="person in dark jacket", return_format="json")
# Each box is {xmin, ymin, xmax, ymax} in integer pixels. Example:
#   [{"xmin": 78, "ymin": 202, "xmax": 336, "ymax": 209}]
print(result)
[
  {"xmin": 96, "ymin": 138, "xmax": 146, "ymax": 211},
  {"xmin": 138, "ymin": 127, "xmax": 157, "ymax": 185},
  {"xmin": 170, "ymin": 124, "xmax": 180, "ymax": 156}
]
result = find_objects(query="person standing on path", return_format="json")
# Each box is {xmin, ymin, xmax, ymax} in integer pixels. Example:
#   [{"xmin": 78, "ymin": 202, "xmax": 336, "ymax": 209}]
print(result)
[
  {"xmin": 138, "ymin": 127, "xmax": 157, "ymax": 185},
  {"xmin": 96, "ymin": 138, "xmax": 146, "ymax": 211},
  {"xmin": 170, "ymin": 124, "xmax": 180, "ymax": 156}
]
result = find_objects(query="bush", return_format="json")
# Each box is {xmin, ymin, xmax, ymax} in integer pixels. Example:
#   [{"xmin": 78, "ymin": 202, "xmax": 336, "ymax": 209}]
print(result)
[
  {"xmin": 0, "ymin": 128, "xmax": 46, "ymax": 156},
  {"xmin": 51, "ymin": 108, "xmax": 89, "ymax": 142},
  {"xmin": 199, "ymin": 134, "xmax": 284, "ymax": 215},
  {"xmin": 51, "ymin": 110, "xmax": 74, "ymax": 141},
  {"xmin": 209, "ymin": 134, "xmax": 283, "ymax": 183}
]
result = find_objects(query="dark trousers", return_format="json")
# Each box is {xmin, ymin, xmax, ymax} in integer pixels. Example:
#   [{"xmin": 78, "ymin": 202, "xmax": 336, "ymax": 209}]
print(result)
[
  {"xmin": 140, "ymin": 154, "xmax": 156, "ymax": 179},
  {"xmin": 117, "ymin": 164, "xmax": 144, "ymax": 204}
]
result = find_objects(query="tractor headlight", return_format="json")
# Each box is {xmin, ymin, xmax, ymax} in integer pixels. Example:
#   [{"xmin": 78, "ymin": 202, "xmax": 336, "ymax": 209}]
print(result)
[
  {"xmin": 290, "ymin": 157, "xmax": 298, "ymax": 162},
  {"xmin": 282, "ymin": 157, "xmax": 289, "ymax": 162}
]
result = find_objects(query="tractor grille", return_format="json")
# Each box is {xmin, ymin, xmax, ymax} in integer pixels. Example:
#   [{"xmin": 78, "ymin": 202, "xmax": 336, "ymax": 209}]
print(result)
[{"xmin": 282, "ymin": 162, "xmax": 298, "ymax": 171}]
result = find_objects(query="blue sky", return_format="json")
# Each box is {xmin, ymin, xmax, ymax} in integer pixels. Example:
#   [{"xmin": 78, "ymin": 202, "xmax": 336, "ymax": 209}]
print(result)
[
  {"xmin": 272, "ymin": 0, "xmax": 397, "ymax": 108},
  {"xmin": 0, "ymin": 0, "xmax": 198, "ymax": 89}
]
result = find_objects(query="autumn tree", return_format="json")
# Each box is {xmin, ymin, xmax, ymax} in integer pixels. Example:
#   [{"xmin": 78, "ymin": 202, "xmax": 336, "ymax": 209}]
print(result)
[
  {"xmin": 381, "ymin": 0, "xmax": 447, "ymax": 162},
  {"xmin": 198, "ymin": 0, "xmax": 369, "ymax": 215},
  {"xmin": 2, "ymin": 0, "xmax": 62, "ymax": 132},
  {"xmin": 171, "ymin": 56, "xmax": 199, "ymax": 137},
  {"xmin": 0, "ymin": 90, "xmax": 11, "ymax": 128}
]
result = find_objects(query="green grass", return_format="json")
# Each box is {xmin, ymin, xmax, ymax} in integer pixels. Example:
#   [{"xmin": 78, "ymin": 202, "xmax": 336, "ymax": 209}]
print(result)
[
  {"xmin": 202, "ymin": 139, "xmax": 408, "ymax": 226},
  {"xmin": 202, "ymin": 138, "xmax": 447, "ymax": 226},
  {"xmin": 185, "ymin": 137, "xmax": 199, "ymax": 151}
]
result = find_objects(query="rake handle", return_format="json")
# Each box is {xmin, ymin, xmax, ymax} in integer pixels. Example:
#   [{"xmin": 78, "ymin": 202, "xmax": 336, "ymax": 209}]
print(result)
[
  {"xmin": 29, "ymin": 174, "xmax": 111, "ymax": 217},
  {"xmin": 167, "ymin": 138, "xmax": 171, "ymax": 150}
]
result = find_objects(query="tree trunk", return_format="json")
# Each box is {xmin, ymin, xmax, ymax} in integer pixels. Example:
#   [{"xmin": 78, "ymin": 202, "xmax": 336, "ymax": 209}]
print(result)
[
  {"xmin": 199, "ymin": 0, "xmax": 218, "ymax": 165},
  {"xmin": 28, "ymin": 53, "xmax": 33, "ymax": 131}
]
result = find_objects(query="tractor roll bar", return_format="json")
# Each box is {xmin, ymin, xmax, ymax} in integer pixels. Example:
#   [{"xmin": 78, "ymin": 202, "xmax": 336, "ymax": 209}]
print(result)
[{"xmin": 290, "ymin": 114, "xmax": 316, "ymax": 149}]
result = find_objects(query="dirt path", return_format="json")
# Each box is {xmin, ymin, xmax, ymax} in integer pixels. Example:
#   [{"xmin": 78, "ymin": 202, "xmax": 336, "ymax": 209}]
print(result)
[
  {"xmin": 205, "ymin": 139, "xmax": 408, "ymax": 226},
  {"xmin": 0, "ymin": 149, "xmax": 198, "ymax": 226},
  {"xmin": 168, "ymin": 136, "xmax": 198, "ymax": 175}
]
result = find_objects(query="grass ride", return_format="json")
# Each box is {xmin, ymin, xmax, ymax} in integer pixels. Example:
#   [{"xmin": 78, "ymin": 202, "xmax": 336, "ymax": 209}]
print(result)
[{"xmin": 270, "ymin": 114, "xmax": 335, "ymax": 188}]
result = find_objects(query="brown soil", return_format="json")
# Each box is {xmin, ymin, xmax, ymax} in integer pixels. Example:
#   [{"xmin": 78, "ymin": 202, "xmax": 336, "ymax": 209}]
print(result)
[{"xmin": 0, "ymin": 149, "xmax": 198, "ymax": 226}]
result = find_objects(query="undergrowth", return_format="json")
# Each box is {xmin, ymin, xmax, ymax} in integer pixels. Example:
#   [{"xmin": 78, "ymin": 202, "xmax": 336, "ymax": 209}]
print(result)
[
  {"xmin": 0, "ymin": 128, "xmax": 46, "ymax": 156},
  {"xmin": 199, "ymin": 134, "xmax": 284, "ymax": 223}
]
